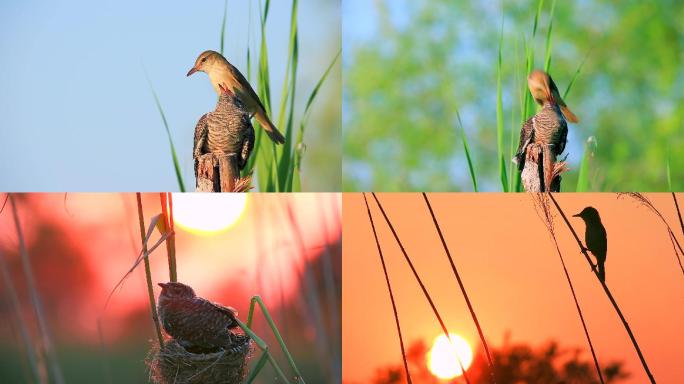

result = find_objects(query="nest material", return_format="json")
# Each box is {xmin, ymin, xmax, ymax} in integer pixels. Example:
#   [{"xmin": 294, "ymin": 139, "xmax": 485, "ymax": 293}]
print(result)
[
  {"xmin": 148, "ymin": 334, "xmax": 252, "ymax": 384},
  {"xmin": 195, "ymin": 153, "xmax": 254, "ymax": 192},
  {"xmin": 232, "ymin": 176, "xmax": 254, "ymax": 192},
  {"xmin": 521, "ymin": 143, "xmax": 568, "ymax": 192}
]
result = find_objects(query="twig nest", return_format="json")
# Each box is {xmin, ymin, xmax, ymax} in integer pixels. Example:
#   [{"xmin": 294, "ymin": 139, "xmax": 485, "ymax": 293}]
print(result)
[{"xmin": 148, "ymin": 334, "xmax": 252, "ymax": 384}]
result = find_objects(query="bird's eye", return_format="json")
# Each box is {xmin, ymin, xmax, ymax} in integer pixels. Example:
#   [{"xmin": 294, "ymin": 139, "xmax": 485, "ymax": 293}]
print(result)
[{"xmin": 201, "ymin": 57, "xmax": 207, "ymax": 63}]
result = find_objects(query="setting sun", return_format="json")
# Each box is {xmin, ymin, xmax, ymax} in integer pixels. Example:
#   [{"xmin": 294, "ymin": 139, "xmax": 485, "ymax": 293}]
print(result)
[
  {"xmin": 427, "ymin": 333, "xmax": 473, "ymax": 380},
  {"xmin": 172, "ymin": 193, "xmax": 248, "ymax": 234}
]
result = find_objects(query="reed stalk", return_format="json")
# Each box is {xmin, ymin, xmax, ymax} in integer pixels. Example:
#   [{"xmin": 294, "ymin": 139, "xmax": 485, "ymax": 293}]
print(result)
[
  {"xmin": 362, "ymin": 193, "xmax": 412, "ymax": 383},
  {"xmin": 10, "ymin": 195, "xmax": 64, "ymax": 384},
  {"xmin": 371, "ymin": 193, "xmax": 471, "ymax": 384},
  {"xmin": 136, "ymin": 193, "xmax": 165, "ymax": 347}
]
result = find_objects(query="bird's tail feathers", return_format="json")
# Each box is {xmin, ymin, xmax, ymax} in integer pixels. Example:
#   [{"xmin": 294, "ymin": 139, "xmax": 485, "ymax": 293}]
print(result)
[
  {"xmin": 551, "ymin": 88, "xmax": 579, "ymax": 123},
  {"xmin": 598, "ymin": 262, "xmax": 606, "ymax": 283},
  {"xmin": 255, "ymin": 112, "xmax": 286, "ymax": 144},
  {"xmin": 560, "ymin": 105, "xmax": 579, "ymax": 123}
]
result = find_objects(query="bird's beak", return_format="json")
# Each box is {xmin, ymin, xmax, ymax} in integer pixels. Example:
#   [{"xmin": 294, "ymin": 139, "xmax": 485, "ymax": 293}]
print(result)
[
  {"xmin": 186, "ymin": 67, "xmax": 198, "ymax": 77},
  {"xmin": 158, "ymin": 283, "xmax": 167, "ymax": 288},
  {"xmin": 572, "ymin": 213, "xmax": 581, "ymax": 217}
]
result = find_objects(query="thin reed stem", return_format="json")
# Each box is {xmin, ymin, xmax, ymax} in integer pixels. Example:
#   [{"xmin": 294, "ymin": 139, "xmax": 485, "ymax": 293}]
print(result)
[
  {"xmin": 673, "ymin": 193, "xmax": 684, "ymax": 242},
  {"xmin": 0, "ymin": 246, "xmax": 43, "ymax": 384},
  {"xmin": 549, "ymin": 194, "xmax": 655, "ymax": 383},
  {"xmin": 362, "ymin": 194, "xmax": 412, "ymax": 384},
  {"xmin": 422, "ymin": 193, "xmax": 496, "ymax": 383},
  {"xmin": 668, "ymin": 230, "xmax": 684, "ymax": 276},
  {"xmin": 371, "ymin": 193, "xmax": 471, "ymax": 384},
  {"xmin": 159, "ymin": 193, "xmax": 177, "ymax": 282},
  {"xmin": 136, "ymin": 193, "xmax": 165, "ymax": 347},
  {"xmin": 551, "ymin": 239, "xmax": 604, "ymax": 384},
  {"xmin": 10, "ymin": 195, "xmax": 64, "ymax": 384}
]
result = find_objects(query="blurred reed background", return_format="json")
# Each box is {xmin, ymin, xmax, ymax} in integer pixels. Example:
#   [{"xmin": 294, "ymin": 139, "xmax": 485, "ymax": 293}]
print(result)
[{"xmin": 343, "ymin": 0, "xmax": 683, "ymax": 191}]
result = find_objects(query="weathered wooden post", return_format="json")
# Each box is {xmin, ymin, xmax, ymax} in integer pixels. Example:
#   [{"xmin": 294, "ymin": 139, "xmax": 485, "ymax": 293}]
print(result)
[
  {"xmin": 521, "ymin": 143, "xmax": 567, "ymax": 193},
  {"xmin": 195, "ymin": 153, "xmax": 240, "ymax": 192}
]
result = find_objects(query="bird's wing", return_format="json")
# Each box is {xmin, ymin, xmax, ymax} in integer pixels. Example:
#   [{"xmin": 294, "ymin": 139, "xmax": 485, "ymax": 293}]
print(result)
[
  {"xmin": 597, "ymin": 225, "xmax": 608, "ymax": 259},
  {"xmin": 240, "ymin": 122, "xmax": 255, "ymax": 170},
  {"xmin": 229, "ymin": 62, "xmax": 269, "ymax": 117},
  {"xmin": 557, "ymin": 119, "xmax": 568, "ymax": 155},
  {"xmin": 208, "ymin": 300, "xmax": 239, "ymax": 319},
  {"xmin": 193, "ymin": 114, "xmax": 209, "ymax": 180},
  {"xmin": 515, "ymin": 117, "xmax": 535, "ymax": 171}
]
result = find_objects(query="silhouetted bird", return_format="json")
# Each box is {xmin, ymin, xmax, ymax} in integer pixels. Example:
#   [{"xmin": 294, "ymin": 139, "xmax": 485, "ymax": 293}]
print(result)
[
  {"xmin": 187, "ymin": 50, "xmax": 285, "ymax": 144},
  {"xmin": 515, "ymin": 70, "xmax": 578, "ymax": 191},
  {"xmin": 573, "ymin": 207, "xmax": 607, "ymax": 283},
  {"xmin": 193, "ymin": 84, "xmax": 255, "ymax": 184},
  {"xmin": 157, "ymin": 282, "xmax": 240, "ymax": 352}
]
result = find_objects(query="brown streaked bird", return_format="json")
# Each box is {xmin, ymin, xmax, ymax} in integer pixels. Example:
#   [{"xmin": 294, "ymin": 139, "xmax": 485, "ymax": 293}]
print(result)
[
  {"xmin": 527, "ymin": 69, "xmax": 578, "ymax": 123},
  {"xmin": 573, "ymin": 207, "xmax": 607, "ymax": 283},
  {"xmin": 515, "ymin": 70, "xmax": 578, "ymax": 191},
  {"xmin": 157, "ymin": 282, "xmax": 240, "ymax": 352},
  {"xmin": 187, "ymin": 50, "xmax": 286, "ymax": 144},
  {"xmin": 193, "ymin": 84, "xmax": 255, "ymax": 184}
]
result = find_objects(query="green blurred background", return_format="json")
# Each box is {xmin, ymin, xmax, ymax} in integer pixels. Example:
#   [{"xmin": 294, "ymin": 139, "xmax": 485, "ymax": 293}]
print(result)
[{"xmin": 343, "ymin": 0, "xmax": 684, "ymax": 191}]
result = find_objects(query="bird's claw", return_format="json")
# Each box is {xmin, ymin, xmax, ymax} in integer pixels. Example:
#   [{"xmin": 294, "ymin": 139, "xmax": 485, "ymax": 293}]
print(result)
[{"xmin": 218, "ymin": 82, "xmax": 232, "ymax": 95}]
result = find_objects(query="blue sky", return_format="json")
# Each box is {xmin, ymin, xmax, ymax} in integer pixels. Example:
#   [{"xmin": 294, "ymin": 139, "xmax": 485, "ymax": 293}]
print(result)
[{"xmin": 0, "ymin": 0, "xmax": 340, "ymax": 191}]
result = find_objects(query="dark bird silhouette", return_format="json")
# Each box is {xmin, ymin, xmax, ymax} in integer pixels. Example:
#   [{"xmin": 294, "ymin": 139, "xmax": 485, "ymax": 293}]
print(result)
[
  {"xmin": 515, "ymin": 70, "xmax": 578, "ymax": 191},
  {"xmin": 193, "ymin": 83, "xmax": 255, "ymax": 184},
  {"xmin": 573, "ymin": 207, "xmax": 607, "ymax": 283},
  {"xmin": 157, "ymin": 282, "xmax": 240, "ymax": 353}
]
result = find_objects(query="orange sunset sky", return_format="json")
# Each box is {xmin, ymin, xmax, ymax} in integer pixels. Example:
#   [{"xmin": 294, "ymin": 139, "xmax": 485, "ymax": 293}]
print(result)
[{"xmin": 343, "ymin": 193, "xmax": 684, "ymax": 383}]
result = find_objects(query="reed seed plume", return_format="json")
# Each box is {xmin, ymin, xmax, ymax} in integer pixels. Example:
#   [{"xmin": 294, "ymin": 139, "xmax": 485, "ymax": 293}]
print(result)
[
  {"xmin": 362, "ymin": 193, "xmax": 412, "ymax": 384},
  {"xmin": 549, "ymin": 194, "xmax": 656, "ymax": 383},
  {"xmin": 371, "ymin": 193, "xmax": 471, "ymax": 384},
  {"xmin": 618, "ymin": 193, "xmax": 684, "ymax": 277}
]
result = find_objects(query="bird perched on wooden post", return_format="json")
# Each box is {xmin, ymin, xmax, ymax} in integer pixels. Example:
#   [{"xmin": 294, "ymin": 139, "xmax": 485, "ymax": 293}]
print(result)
[
  {"xmin": 187, "ymin": 50, "xmax": 286, "ymax": 144},
  {"xmin": 515, "ymin": 69, "xmax": 579, "ymax": 191},
  {"xmin": 193, "ymin": 83, "xmax": 255, "ymax": 187},
  {"xmin": 573, "ymin": 207, "xmax": 607, "ymax": 283},
  {"xmin": 157, "ymin": 282, "xmax": 241, "ymax": 353}
]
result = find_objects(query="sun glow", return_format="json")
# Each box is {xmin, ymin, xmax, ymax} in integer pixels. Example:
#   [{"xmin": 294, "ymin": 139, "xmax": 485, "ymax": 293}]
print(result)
[
  {"xmin": 427, "ymin": 333, "xmax": 473, "ymax": 380},
  {"xmin": 172, "ymin": 193, "xmax": 248, "ymax": 234}
]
